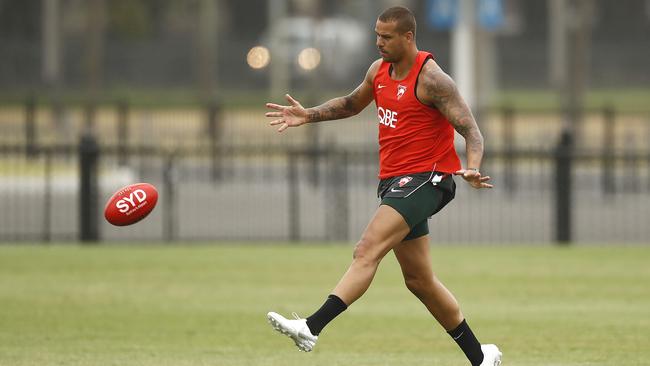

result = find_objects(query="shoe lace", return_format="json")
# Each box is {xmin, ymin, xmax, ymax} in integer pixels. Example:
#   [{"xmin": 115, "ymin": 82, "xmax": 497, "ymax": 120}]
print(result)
[{"xmin": 291, "ymin": 312, "xmax": 302, "ymax": 320}]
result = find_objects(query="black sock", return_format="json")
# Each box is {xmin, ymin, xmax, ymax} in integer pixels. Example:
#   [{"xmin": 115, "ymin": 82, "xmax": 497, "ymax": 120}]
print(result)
[
  {"xmin": 447, "ymin": 319, "xmax": 484, "ymax": 366},
  {"xmin": 305, "ymin": 294, "xmax": 348, "ymax": 335}
]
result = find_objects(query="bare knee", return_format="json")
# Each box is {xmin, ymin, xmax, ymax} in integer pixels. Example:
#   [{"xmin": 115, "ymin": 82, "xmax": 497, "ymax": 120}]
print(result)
[
  {"xmin": 404, "ymin": 276, "xmax": 433, "ymax": 298},
  {"xmin": 405, "ymin": 275, "xmax": 461, "ymax": 312},
  {"xmin": 352, "ymin": 236, "xmax": 383, "ymax": 266}
]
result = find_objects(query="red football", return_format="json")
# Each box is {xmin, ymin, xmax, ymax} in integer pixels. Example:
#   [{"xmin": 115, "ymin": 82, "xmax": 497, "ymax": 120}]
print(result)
[{"xmin": 104, "ymin": 183, "xmax": 158, "ymax": 226}]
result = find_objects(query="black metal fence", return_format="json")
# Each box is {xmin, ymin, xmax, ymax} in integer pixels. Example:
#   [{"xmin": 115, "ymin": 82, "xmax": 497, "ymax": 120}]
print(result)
[{"xmin": 1, "ymin": 101, "xmax": 649, "ymax": 243}]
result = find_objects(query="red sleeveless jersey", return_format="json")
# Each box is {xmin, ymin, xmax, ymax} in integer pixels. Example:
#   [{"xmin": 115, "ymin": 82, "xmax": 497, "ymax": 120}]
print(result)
[{"xmin": 373, "ymin": 51, "xmax": 461, "ymax": 179}]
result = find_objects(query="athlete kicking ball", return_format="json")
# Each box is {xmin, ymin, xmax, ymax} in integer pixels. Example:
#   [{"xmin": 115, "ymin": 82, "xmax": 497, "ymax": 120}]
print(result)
[{"xmin": 265, "ymin": 6, "xmax": 501, "ymax": 366}]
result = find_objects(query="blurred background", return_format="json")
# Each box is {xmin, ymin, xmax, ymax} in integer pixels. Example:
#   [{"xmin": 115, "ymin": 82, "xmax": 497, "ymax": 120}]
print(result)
[{"xmin": 0, "ymin": 0, "xmax": 649, "ymax": 244}]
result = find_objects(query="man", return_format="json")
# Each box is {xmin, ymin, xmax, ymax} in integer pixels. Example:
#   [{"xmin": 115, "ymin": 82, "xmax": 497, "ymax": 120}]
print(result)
[{"xmin": 264, "ymin": 6, "xmax": 501, "ymax": 366}]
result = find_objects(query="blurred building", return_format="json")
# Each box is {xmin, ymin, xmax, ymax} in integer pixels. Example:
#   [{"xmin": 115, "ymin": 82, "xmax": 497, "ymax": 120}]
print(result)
[{"xmin": 0, "ymin": 0, "xmax": 649, "ymax": 96}]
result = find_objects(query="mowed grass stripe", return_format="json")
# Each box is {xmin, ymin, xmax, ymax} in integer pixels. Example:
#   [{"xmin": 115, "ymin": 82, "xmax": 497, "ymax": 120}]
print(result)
[{"xmin": 0, "ymin": 244, "xmax": 648, "ymax": 366}]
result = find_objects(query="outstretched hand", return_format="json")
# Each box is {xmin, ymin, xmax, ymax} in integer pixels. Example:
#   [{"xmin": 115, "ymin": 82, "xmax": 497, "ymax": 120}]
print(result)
[
  {"xmin": 265, "ymin": 94, "xmax": 308, "ymax": 132},
  {"xmin": 454, "ymin": 169, "xmax": 493, "ymax": 189}
]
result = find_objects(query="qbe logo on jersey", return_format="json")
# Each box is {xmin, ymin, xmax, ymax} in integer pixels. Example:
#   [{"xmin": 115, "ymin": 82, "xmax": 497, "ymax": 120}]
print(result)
[{"xmin": 378, "ymin": 106, "xmax": 398, "ymax": 129}]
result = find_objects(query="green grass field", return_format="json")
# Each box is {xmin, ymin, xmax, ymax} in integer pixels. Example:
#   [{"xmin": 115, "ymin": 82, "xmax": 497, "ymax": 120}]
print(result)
[
  {"xmin": 0, "ymin": 244, "xmax": 648, "ymax": 366},
  {"xmin": 2, "ymin": 88, "xmax": 650, "ymax": 111}
]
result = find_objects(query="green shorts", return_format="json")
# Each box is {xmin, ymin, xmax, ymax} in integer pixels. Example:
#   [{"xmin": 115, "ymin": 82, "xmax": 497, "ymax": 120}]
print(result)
[{"xmin": 377, "ymin": 171, "xmax": 456, "ymax": 241}]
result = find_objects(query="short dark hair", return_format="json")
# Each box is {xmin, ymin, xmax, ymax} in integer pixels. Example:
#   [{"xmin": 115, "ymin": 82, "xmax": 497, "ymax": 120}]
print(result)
[{"xmin": 378, "ymin": 6, "xmax": 417, "ymax": 37}]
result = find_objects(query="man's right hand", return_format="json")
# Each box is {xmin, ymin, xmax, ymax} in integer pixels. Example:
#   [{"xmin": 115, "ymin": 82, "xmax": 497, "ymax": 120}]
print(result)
[
  {"xmin": 454, "ymin": 169, "xmax": 493, "ymax": 189},
  {"xmin": 265, "ymin": 94, "xmax": 308, "ymax": 132}
]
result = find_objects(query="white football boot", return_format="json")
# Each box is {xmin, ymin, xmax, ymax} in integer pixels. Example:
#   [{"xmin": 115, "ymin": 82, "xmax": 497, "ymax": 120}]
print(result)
[
  {"xmin": 480, "ymin": 344, "xmax": 502, "ymax": 365},
  {"xmin": 267, "ymin": 312, "xmax": 318, "ymax": 352}
]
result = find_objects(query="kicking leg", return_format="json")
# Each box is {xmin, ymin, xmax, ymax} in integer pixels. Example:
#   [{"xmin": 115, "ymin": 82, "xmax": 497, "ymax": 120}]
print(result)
[
  {"xmin": 392, "ymin": 234, "xmax": 463, "ymax": 330},
  {"xmin": 267, "ymin": 204, "xmax": 410, "ymax": 351},
  {"xmin": 393, "ymin": 235, "xmax": 499, "ymax": 365},
  {"xmin": 331, "ymin": 204, "xmax": 411, "ymax": 305}
]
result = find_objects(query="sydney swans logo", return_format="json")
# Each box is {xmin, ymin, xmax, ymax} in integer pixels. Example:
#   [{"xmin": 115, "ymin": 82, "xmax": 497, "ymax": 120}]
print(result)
[{"xmin": 397, "ymin": 85, "xmax": 407, "ymax": 100}]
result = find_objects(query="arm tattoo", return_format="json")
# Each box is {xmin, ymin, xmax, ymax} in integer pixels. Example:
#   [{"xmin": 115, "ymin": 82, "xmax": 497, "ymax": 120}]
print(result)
[
  {"xmin": 306, "ymin": 88, "xmax": 362, "ymax": 123},
  {"xmin": 426, "ymin": 70, "xmax": 484, "ymax": 168},
  {"xmin": 306, "ymin": 60, "xmax": 378, "ymax": 123}
]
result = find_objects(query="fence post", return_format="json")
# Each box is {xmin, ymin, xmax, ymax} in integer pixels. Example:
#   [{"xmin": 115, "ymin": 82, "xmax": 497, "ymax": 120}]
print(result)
[
  {"xmin": 117, "ymin": 99, "xmax": 129, "ymax": 166},
  {"xmin": 25, "ymin": 96, "xmax": 37, "ymax": 158},
  {"xmin": 646, "ymin": 116, "xmax": 650, "ymax": 191},
  {"xmin": 207, "ymin": 101, "xmax": 222, "ymax": 181},
  {"xmin": 554, "ymin": 129, "xmax": 573, "ymax": 244},
  {"xmin": 163, "ymin": 153, "xmax": 176, "ymax": 241},
  {"xmin": 502, "ymin": 105, "xmax": 516, "ymax": 194},
  {"xmin": 79, "ymin": 132, "xmax": 100, "ymax": 243},
  {"xmin": 601, "ymin": 105, "xmax": 615, "ymax": 194},
  {"xmin": 307, "ymin": 124, "xmax": 320, "ymax": 187},
  {"xmin": 287, "ymin": 152, "xmax": 299, "ymax": 242},
  {"xmin": 333, "ymin": 151, "xmax": 349, "ymax": 241},
  {"xmin": 324, "ymin": 149, "xmax": 349, "ymax": 241},
  {"xmin": 300, "ymin": 95, "xmax": 320, "ymax": 187},
  {"xmin": 43, "ymin": 150, "xmax": 52, "ymax": 242},
  {"xmin": 623, "ymin": 132, "xmax": 639, "ymax": 193},
  {"xmin": 51, "ymin": 96, "xmax": 68, "ymax": 145},
  {"xmin": 84, "ymin": 99, "xmax": 96, "ymax": 131}
]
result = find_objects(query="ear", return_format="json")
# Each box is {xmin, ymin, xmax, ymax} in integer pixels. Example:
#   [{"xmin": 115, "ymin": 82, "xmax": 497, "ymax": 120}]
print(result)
[{"xmin": 404, "ymin": 31, "xmax": 414, "ymax": 42}]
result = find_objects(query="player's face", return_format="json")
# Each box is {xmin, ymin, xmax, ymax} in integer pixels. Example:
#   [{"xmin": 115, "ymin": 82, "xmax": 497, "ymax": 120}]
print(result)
[{"xmin": 375, "ymin": 20, "xmax": 411, "ymax": 63}]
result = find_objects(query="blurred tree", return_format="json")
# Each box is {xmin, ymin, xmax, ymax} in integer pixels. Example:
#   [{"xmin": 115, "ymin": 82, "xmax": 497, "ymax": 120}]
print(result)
[
  {"xmin": 42, "ymin": 0, "xmax": 62, "ymax": 86},
  {"xmin": 0, "ymin": 0, "xmax": 41, "ymax": 38},
  {"xmin": 107, "ymin": 0, "xmax": 173, "ymax": 40},
  {"xmin": 85, "ymin": 0, "xmax": 105, "ymax": 95},
  {"xmin": 227, "ymin": 0, "xmax": 265, "ymax": 38},
  {"xmin": 107, "ymin": 0, "xmax": 151, "ymax": 39},
  {"xmin": 197, "ymin": 0, "xmax": 218, "ymax": 99}
]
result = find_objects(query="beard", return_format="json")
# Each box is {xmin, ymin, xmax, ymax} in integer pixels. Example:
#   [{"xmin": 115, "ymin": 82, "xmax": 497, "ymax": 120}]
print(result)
[{"xmin": 379, "ymin": 47, "xmax": 403, "ymax": 63}]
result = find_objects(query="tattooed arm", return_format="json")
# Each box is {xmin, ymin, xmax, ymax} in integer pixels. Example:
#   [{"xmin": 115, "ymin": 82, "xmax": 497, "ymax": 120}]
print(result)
[
  {"xmin": 417, "ymin": 60, "xmax": 492, "ymax": 189},
  {"xmin": 266, "ymin": 60, "xmax": 381, "ymax": 132}
]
